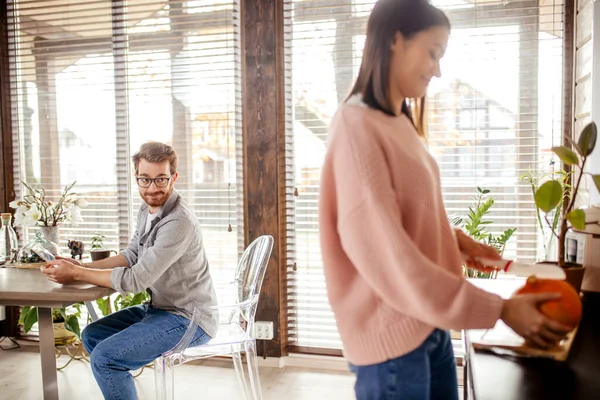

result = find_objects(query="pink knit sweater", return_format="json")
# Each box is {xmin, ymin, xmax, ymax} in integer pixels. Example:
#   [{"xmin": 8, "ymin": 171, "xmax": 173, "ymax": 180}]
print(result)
[{"xmin": 318, "ymin": 100, "xmax": 504, "ymax": 365}]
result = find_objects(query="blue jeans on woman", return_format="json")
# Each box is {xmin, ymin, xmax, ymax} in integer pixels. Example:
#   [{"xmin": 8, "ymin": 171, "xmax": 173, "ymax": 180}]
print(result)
[
  {"xmin": 82, "ymin": 304, "xmax": 210, "ymax": 400},
  {"xmin": 350, "ymin": 329, "xmax": 458, "ymax": 400}
]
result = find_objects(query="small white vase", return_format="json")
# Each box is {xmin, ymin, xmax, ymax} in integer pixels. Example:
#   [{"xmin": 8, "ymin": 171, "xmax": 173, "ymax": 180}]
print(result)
[{"xmin": 39, "ymin": 226, "xmax": 61, "ymax": 255}]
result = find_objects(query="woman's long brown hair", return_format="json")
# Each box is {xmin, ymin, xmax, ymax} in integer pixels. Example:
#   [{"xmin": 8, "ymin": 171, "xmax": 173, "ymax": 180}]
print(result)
[{"xmin": 348, "ymin": 0, "xmax": 449, "ymax": 138}]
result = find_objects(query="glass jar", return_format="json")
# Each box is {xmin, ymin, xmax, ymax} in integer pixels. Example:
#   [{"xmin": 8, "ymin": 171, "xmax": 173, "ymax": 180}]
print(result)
[
  {"xmin": 16, "ymin": 231, "xmax": 58, "ymax": 266},
  {"xmin": 0, "ymin": 213, "xmax": 18, "ymax": 264}
]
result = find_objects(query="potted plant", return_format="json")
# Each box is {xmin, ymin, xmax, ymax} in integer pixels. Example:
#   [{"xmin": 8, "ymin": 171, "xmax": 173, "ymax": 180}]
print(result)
[
  {"xmin": 521, "ymin": 168, "xmax": 571, "ymax": 261},
  {"xmin": 10, "ymin": 181, "xmax": 87, "ymax": 254},
  {"xmin": 533, "ymin": 121, "xmax": 600, "ymax": 291},
  {"xmin": 452, "ymin": 187, "xmax": 517, "ymax": 278},
  {"xmin": 19, "ymin": 304, "xmax": 83, "ymax": 345},
  {"xmin": 90, "ymin": 232, "xmax": 105, "ymax": 250}
]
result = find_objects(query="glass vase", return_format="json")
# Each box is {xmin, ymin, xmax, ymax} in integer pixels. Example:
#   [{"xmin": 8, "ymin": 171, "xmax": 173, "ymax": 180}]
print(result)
[{"xmin": 0, "ymin": 213, "xmax": 18, "ymax": 263}]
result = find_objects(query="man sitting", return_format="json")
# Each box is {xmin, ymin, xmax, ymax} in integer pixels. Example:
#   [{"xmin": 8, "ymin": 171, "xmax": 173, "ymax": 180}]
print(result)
[{"xmin": 42, "ymin": 141, "xmax": 217, "ymax": 400}]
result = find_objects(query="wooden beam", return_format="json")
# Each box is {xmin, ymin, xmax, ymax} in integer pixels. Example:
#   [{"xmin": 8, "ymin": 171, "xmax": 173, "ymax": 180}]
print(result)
[
  {"xmin": 562, "ymin": 0, "xmax": 575, "ymax": 216},
  {"xmin": 332, "ymin": 0, "xmax": 354, "ymax": 104},
  {"xmin": 292, "ymin": 0, "xmax": 542, "ymax": 31},
  {"xmin": 112, "ymin": 0, "xmax": 133, "ymax": 250},
  {"xmin": 30, "ymin": 10, "xmax": 231, "ymax": 57},
  {"xmin": 515, "ymin": 0, "xmax": 540, "ymax": 260},
  {"xmin": 169, "ymin": 0, "xmax": 193, "ymax": 193},
  {"xmin": 34, "ymin": 55, "xmax": 61, "ymax": 190},
  {"xmin": 19, "ymin": 15, "xmax": 79, "ymax": 40},
  {"xmin": 242, "ymin": 0, "xmax": 287, "ymax": 357},
  {"xmin": 564, "ymin": 0, "xmax": 575, "ymax": 147}
]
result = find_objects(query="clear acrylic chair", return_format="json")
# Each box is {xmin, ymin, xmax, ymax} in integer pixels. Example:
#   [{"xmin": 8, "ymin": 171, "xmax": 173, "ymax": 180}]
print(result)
[{"xmin": 154, "ymin": 235, "xmax": 274, "ymax": 400}]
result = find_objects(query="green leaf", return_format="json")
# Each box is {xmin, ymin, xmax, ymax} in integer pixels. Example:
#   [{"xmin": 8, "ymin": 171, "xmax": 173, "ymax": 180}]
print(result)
[
  {"xmin": 450, "ymin": 215, "xmax": 462, "ymax": 226},
  {"xmin": 567, "ymin": 209, "xmax": 586, "ymax": 230},
  {"xmin": 551, "ymin": 146, "xmax": 579, "ymax": 166},
  {"xmin": 19, "ymin": 306, "xmax": 31, "ymax": 325},
  {"xmin": 131, "ymin": 292, "xmax": 146, "ymax": 305},
  {"xmin": 577, "ymin": 122, "xmax": 598, "ymax": 156},
  {"xmin": 64, "ymin": 315, "xmax": 81, "ymax": 338},
  {"xmin": 23, "ymin": 307, "xmax": 39, "ymax": 333},
  {"xmin": 593, "ymin": 175, "xmax": 600, "ymax": 193},
  {"xmin": 96, "ymin": 297, "xmax": 111, "ymax": 317},
  {"xmin": 534, "ymin": 180, "xmax": 563, "ymax": 213}
]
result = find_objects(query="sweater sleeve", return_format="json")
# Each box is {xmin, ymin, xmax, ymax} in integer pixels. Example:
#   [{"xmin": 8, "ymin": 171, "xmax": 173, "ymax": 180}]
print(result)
[{"xmin": 332, "ymin": 116, "xmax": 503, "ymax": 331}]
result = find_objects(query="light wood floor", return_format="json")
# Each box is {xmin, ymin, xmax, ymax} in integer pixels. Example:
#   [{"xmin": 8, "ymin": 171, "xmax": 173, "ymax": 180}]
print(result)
[{"xmin": 0, "ymin": 344, "xmax": 463, "ymax": 399}]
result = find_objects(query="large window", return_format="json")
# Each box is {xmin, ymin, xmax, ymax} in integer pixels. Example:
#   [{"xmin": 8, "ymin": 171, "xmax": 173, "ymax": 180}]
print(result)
[
  {"xmin": 285, "ymin": 0, "xmax": 565, "ymax": 350},
  {"xmin": 7, "ymin": 0, "xmax": 243, "ymax": 304}
]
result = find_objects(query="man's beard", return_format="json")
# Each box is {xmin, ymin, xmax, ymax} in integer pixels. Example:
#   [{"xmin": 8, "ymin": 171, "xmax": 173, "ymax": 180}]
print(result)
[{"xmin": 141, "ymin": 187, "xmax": 172, "ymax": 207}]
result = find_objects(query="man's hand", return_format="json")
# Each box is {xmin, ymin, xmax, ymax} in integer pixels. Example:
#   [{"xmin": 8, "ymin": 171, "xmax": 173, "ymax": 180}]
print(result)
[
  {"xmin": 455, "ymin": 228, "xmax": 502, "ymax": 272},
  {"xmin": 41, "ymin": 259, "xmax": 82, "ymax": 284},
  {"xmin": 54, "ymin": 255, "xmax": 84, "ymax": 267}
]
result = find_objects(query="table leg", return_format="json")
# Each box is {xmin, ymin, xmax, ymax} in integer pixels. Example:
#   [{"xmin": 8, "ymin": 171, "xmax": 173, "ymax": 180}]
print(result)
[
  {"xmin": 38, "ymin": 307, "xmax": 59, "ymax": 400},
  {"xmin": 85, "ymin": 301, "xmax": 99, "ymax": 322}
]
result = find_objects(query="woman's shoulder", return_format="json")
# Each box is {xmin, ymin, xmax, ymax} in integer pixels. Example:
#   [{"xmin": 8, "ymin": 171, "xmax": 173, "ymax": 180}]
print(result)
[{"xmin": 330, "ymin": 101, "xmax": 414, "ymax": 146}]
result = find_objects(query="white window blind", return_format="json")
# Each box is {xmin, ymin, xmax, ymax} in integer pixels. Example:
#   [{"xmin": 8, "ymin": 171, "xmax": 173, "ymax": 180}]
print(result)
[
  {"xmin": 7, "ymin": 0, "xmax": 243, "ymax": 331},
  {"xmin": 285, "ymin": 0, "xmax": 565, "ymax": 351}
]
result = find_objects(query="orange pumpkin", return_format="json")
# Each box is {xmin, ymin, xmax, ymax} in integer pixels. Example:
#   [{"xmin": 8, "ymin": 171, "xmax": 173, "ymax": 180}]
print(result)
[{"xmin": 515, "ymin": 276, "xmax": 582, "ymax": 329}]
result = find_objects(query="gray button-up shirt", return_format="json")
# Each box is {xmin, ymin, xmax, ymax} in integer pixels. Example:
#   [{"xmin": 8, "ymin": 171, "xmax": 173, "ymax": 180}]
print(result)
[{"xmin": 111, "ymin": 190, "xmax": 218, "ymax": 337}]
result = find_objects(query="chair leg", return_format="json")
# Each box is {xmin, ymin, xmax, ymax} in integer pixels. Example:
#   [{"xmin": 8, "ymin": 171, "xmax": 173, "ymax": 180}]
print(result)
[
  {"xmin": 245, "ymin": 341, "xmax": 263, "ymax": 400},
  {"xmin": 232, "ymin": 351, "xmax": 251, "ymax": 400},
  {"xmin": 154, "ymin": 355, "xmax": 175, "ymax": 400}
]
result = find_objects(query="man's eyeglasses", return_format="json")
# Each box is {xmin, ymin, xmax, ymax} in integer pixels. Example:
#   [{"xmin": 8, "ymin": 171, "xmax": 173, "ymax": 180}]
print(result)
[{"xmin": 136, "ymin": 175, "xmax": 173, "ymax": 188}]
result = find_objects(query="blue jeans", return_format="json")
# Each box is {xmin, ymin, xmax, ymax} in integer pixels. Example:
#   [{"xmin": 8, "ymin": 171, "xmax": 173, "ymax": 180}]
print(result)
[
  {"xmin": 350, "ymin": 329, "xmax": 458, "ymax": 400},
  {"xmin": 82, "ymin": 304, "xmax": 210, "ymax": 400}
]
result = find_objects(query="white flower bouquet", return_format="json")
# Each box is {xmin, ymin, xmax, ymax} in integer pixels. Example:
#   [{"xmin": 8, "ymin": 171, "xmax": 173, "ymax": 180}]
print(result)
[{"xmin": 10, "ymin": 181, "xmax": 87, "ymax": 227}]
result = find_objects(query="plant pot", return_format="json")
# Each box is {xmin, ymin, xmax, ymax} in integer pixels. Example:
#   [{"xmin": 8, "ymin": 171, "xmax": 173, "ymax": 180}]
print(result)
[
  {"xmin": 564, "ymin": 264, "xmax": 586, "ymax": 294},
  {"xmin": 537, "ymin": 261, "xmax": 586, "ymax": 293},
  {"xmin": 53, "ymin": 322, "xmax": 77, "ymax": 346},
  {"xmin": 90, "ymin": 248, "xmax": 118, "ymax": 261}
]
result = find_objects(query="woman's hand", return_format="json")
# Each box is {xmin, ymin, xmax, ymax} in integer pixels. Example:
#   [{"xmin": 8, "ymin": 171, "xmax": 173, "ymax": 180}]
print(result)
[
  {"xmin": 501, "ymin": 294, "xmax": 573, "ymax": 348},
  {"xmin": 455, "ymin": 228, "xmax": 501, "ymax": 273}
]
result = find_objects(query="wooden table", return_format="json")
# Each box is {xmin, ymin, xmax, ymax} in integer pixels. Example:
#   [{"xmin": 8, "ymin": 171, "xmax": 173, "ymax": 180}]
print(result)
[
  {"xmin": 0, "ymin": 268, "xmax": 113, "ymax": 400},
  {"xmin": 464, "ymin": 278, "xmax": 600, "ymax": 400}
]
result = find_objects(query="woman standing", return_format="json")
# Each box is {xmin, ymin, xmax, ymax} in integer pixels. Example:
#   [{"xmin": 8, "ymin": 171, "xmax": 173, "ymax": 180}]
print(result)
[{"xmin": 318, "ymin": 0, "xmax": 571, "ymax": 398}]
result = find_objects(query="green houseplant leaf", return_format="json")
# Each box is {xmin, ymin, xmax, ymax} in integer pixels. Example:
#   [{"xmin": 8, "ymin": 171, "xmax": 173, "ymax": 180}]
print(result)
[
  {"xmin": 534, "ymin": 180, "xmax": 563, "ymax": 213},
  {"xmin": 96, "ymin": 297, "xmax": 112, "ymax": 317},
  {"xmin": 577, "ymin": 121, "xmax": 598, "ymax": 157},
  {"xmin": 19, "ymin": 306, "xmax": 31, "ymax": 325},
  {"xmin": 551, "ymin": 146, "xmax": 579, "ymax": 166},
  {"xmin": 593, "ymin": 174, "xmax": 600, "ymax": 193},
  {"xmin": 23, "ymin": 306, "xmax": 39, "ymax": 333},
  {"xmin": 64, "ymin": 315, "xmax": 81, "ymax": 338},
  {"xmin": 567, "ymin": 209, "xmax": 586, "ymax": 230}
]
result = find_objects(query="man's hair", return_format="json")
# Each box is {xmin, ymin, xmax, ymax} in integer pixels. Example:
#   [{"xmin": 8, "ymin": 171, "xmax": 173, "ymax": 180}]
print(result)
[{"xmin": 132, "ymin": 142, "xmax": 178, "ymax": 175}]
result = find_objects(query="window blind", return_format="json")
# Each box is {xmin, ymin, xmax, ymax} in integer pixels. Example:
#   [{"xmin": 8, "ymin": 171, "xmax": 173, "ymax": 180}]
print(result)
[
  {"xmin": 284, "ymin": 0, "xmax": 565, "ymax": 350},
  {"xmin": 6, "ymin": 0, "xmax": 243, "ymax": 334}
]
